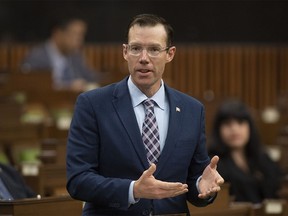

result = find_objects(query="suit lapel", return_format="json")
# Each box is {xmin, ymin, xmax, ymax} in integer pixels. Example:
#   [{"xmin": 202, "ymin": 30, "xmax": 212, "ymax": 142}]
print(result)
[
  {"xmin": 155, "ymin": 86, "xmax": 183, "ymax": 175},
  {"xmin": 112, "ymin": 78, "xmax": 149, "ymax": 169},
  {"xmin": 111, "ymin": 79, "xmax": 184, "ymax": 173}
]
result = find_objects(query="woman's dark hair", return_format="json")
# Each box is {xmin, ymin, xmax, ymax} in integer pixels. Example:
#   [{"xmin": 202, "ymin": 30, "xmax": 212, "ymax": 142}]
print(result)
[
  {"xmin": 209, "ymin": 99, "xmax": 264, "ymax": 161},
  {"xmin": 126, "ymin": 13, "xmax": 174, "ymax": 47}
]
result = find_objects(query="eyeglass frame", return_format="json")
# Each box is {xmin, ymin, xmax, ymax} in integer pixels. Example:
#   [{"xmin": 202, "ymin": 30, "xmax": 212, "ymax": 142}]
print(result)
[{"xmin": 124, "ymin": 44, "xmax": 172, "ymax": 57}]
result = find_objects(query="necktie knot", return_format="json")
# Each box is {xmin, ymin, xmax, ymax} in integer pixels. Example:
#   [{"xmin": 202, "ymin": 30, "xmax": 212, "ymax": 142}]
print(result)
[{"xmin": 143, "ymin": 99, "xmax": 155, "ymax": 111}]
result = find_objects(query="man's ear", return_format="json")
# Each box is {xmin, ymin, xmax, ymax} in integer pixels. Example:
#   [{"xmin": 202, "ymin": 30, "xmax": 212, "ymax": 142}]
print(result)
[
  {"xmin": 123, "ymin": 44, "xmax": 128, "ymax": 60},
  {"xmin": 166, "ymin": 46, "xmax": 176, "ymax": 63}
]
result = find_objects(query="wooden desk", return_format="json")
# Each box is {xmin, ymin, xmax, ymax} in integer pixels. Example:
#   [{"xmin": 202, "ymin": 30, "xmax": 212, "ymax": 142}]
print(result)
[
  {"xmin": 23, "ymin": 139, "xmax": 69, "ymax": 196},
  {"xmin": 188, "ymin": 183, "xmax": 253, "ymax": 216},
  {"xmin": 0, "ymin": 196, "xmax": 82, "ymax": 216},
  {"xmin": 188, "ymin": 183, "xmax": 287, "ymax": 216},
  {"xmin": 0, "ymin": 72, "xmax": 79, "ymax": 108},
  {"xmin": 0, "ymin": 123, "xmax": 41, "ymax": 166},
  {"xmin": 251, "ymin": 199, "xmax": 288, "ymax": 216},
  {"xmin": 188, "ymin": 206, "xmax": 252, "ymax": 216},
  {"xmin": 38, "ymin": 138, "xmax": 67, "ymax": 165},
  {"xmin": 279, "ymin": 175, "xmax": 288, "ymax": 201},
  {"xmin": 24, "ymin": 164, "xmax": 67, "ymax": 197}
]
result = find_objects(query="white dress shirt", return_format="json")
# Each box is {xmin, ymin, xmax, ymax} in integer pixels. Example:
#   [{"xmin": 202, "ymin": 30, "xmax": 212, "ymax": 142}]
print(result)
[{"xmin": 127, "ymin": 76, "xmax": 169, "ymax": 205}]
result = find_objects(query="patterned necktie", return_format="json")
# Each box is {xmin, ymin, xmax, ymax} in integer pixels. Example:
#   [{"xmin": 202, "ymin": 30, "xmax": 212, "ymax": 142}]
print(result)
[{"xmin": 142, "ymin": 99, "xmax": 160, "ymax": 164}]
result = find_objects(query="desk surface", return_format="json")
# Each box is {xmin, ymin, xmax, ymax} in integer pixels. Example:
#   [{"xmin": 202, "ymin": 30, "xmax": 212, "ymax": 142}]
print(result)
[{"xmin": 0, "ymin": 196, "xmax": 83, "ymax": 216}]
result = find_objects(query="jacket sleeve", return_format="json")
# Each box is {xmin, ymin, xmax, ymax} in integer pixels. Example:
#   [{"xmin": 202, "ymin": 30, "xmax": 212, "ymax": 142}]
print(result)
[
  {"xmin": 186, "ymin": 105, "xmax": 214, "ymax": 207},
  {"xmin": 66, "ymin": 93, "xmax": 131, "ymax": 210}
]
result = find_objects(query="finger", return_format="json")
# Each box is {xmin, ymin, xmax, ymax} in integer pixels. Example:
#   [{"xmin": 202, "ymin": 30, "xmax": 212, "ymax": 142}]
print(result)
[
  {"xmin": 214, "ymin": 186, "xmax": 221, "ymax": 192},
  {"xmin": 158, "ymin": 181, "xmax": 188, "ymax": 190},
  {"xmin": 210, "ymin": 186, "xmax": 221, "ymax": 194},
  {"xmin": 163, "ymin": 183, "xmax": 188, "ymax": 191},
  {"xmin": 172, "ymin": 188, "xmax": 189, "ymax": 197},
  {"xmin": 198, "ymin": 193, "xmax": 209, "ymax": 199},
  {"xmin": 143, "ymin": 163, "xmax": 157, "ymax": 177},
  {"xmin": 209, "ymin": 186, "xmax": 221, "ymax": 193},
  {"xmin": 198, "ymin": 184, "xmax": 221, "ymax": 198},
  {"xmin": 209, "ymin": 155, "xmax": 219, "ymax": 169},
  {"xmin": 217, "ymin": 177, "xmax": 225, "ymax": 185},
  {"xmin": 160, "ymin": 185, "xmax": 189, "ymax": 198},
  {"xmin": 198, "ymin": 191, "xmax": 215, "ymax": 199}
]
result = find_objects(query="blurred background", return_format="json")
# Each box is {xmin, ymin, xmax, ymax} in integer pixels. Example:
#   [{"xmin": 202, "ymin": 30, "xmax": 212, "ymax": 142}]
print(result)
[
  {"xmin": 0, "ymin": 0, "xmax": 288, "ymax": 43},
  {"xmin": 0, "ymin": 1, "xmax": 288, "ymax": 215}
]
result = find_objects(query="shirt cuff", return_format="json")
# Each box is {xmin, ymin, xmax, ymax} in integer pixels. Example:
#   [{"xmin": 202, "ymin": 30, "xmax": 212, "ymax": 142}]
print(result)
[
  {"xmin": 196, "ymin": 176, "xmax": 202, "ymax": 193},
  {"xmin": 128, "ymin": 181, "xmax": 140, "ymax": 206}
]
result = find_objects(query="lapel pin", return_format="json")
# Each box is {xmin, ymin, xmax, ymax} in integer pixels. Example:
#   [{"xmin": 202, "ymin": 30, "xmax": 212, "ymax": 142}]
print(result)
[{"xmin": 176, "ymin": 107, "xmax": 181, "ymax": 112}]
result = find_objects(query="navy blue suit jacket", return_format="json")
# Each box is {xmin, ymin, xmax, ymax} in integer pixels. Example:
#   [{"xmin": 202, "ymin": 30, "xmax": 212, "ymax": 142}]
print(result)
[{"xmin": 66, "ymin": 77, "xmax": 212, "ymax": 215}]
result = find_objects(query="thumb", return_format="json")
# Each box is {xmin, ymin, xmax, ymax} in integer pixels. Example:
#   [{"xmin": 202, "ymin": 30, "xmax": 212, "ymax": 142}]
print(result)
[
  {"xmin": 210, "ymin": 155, "xmax": 219, "ymax": 169},
  {"xmin": 143, "ymin": 163, "xmax": 157, "ymax": 177}
]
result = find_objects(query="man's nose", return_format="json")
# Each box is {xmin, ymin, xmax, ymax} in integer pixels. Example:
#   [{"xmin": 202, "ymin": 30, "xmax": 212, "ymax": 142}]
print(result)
[{"xmin": 139, "ymin": 49, "xmax": 150, "ymax": 63}]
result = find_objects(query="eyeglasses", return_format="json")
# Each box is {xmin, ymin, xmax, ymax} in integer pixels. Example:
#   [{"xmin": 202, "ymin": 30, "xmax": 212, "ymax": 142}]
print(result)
[{"xmin": 125, "ymin": 44, "xmax": 170, "ymax": 57}]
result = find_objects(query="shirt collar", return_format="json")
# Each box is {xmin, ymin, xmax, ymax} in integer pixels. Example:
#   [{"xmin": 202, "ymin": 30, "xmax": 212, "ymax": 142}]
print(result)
[
  {"xmin": 46, "ymin": 40, "xmax": 63, "ymax": 58},
  {"xmin": 128, "ymin": 76, "xmax": 165, "ymax": 110},
  {"xmin": 46, "ymin": 40, "xmax": 68, "ymax": 65}
]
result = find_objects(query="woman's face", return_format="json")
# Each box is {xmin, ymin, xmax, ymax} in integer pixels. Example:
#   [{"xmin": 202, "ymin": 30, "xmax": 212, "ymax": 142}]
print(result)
[{"xmin": 220, "ymin": 119, "xmax": 250, "ymax": 150}]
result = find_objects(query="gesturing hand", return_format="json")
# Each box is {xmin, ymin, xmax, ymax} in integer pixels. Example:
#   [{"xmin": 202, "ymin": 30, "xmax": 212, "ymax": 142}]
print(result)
[
  {"xmin": 134, "ymin": 163, "xmax": 188, "ymax": 199},
  {"xmin": 198, "ymin": 156, "xmax": 224, "ymax": 199}
]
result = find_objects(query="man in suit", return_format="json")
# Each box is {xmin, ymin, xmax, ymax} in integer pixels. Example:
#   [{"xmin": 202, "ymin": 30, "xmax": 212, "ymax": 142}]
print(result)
[
  {"xmin": 21, "ymin": 17, "xmax": 100, "ymax": 92},
  {"xmin": 0, "ymin": 163, "xmax": 36, "ymax": 200},
  {"xmin": 66, "ymin": 14, "xmax": 224, "ymax": 215}
]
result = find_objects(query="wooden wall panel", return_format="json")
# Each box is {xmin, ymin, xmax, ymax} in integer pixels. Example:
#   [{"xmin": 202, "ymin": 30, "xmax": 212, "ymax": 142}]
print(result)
[
  {"xmin": 255, "ymin": 47, "xmax": 275, "ymax": 109},
  {"xmin": 278, "ymin": 47, "xmax": 288, "ymax": 96},
  {"xmin": 0, "ymin": 45, "xmax": 9, "ymax": 72},
  {"xmin": 2, "ymin": 43, "xmax": 288, "ymax": 112},
  {"xmin": 9, "ymin": 44, "xmax": 30, "ymax": 72},
  {"xmin": 2, "ymin": 43, "xmax": 288, "ymax": 146},
  {"xmin": 83, "ymin": 44, "xmax": 102, "ymax": 72}
]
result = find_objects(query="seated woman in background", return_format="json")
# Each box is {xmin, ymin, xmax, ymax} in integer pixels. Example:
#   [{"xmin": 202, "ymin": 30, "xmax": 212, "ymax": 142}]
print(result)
[{"xmin": 208, "ymin": 99, "xmax": 283, "ymax": 204}]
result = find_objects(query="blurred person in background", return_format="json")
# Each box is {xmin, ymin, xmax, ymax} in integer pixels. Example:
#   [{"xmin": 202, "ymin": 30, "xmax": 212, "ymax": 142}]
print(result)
[
  {"xmin": 21, "ymin": 17, "xmax": 101, "ymax": 92},
  {"xmin": 0, "ymin": 162, "xmax": 36, "ymax": 200},
  {"xmin": 209, "ymin": 99, "xmax": 283, "ymax": 204}
]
